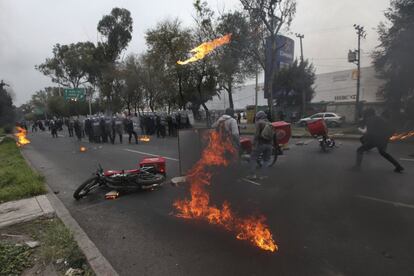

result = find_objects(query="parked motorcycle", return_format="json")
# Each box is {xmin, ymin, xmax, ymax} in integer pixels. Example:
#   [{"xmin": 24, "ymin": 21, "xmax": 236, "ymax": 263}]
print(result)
[
  {"xmin": 306, "ymin": 119, "xmax": 336, "ymax": 152},
  {"xmin": 73, "ymin": 158, "xmax": 166, "ymax": 200}
]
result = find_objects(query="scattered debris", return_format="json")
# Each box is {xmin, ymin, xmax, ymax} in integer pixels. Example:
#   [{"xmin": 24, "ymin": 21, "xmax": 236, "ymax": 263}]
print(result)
[
  {"xmin": 25, "ymin": 241, "xmax": 40, "ymax": 248},
  {"xmin": 296, "ymin": 141, "xmax": 305, "ymax": 146},
  {"xmin": 55, "ymin": 258, "xmax": 64, "ymax": 264},
  {"xmin": 65, "ymin": 268, "xmax": 84, "ymax": 276},
  {"xmin": 105, "ymin": 190, "xmax": 119, "ymax": 200},
  {"xmin": 171, "ymin": 176, "xmax": 187, "ymax": 186}
]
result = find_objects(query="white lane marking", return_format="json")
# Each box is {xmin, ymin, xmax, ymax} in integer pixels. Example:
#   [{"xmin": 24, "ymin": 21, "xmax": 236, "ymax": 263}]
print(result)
[
  {"xmin": 400, "ymin": 158, "xmax": 414, "ymax": 162},
  {"xmin": 356, "ymin": 195, "xmax": 414, "ymax": 209},
  {"xmin": 242, "ymin": 178, "xmax": 261, "ymax": 186},
  {"xmin": 124, "ymin": 149, "xmax": 179, "ymax": 162}
]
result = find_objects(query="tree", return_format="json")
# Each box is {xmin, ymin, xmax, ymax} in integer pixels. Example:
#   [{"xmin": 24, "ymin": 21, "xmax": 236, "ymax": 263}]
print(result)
[
  {"xmin": 96, "ymin": 7, "xmax": 133, "ymax": 111},
  {"xmin": 273, "ymin": 60, "xmax": 315, "ymax": 110},
  {"xmin": 36, "ymin": 42, "xmax": 97, "ymax": 88},
  {"xmin": 0, "ymin": 80, "xmax": 15, "ymax": 130},
  {"xmin": 145, "ymin": 19, "xmax": 193, "ymax": 109},
  {"xmin": 240, "ymin": 0, "xmax": 297, "ymax": 118},
  {"xmin": 373, "ymin": 0, "xmax": 414, "ymax": 122},
  {"xmin": 216, "ymin": 11, "xmax": 256, "ymax": 109}
]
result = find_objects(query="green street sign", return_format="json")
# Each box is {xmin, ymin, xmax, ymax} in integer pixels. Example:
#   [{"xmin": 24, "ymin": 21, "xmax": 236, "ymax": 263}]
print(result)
[{"xmin": 64, "ymin": 88, "xmax": 86, "ymax": 102}]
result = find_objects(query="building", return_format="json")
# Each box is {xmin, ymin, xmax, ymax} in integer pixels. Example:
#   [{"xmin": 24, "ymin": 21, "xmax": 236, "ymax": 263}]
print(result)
[
  {"xmin": 312, "ymin": 66, "xmax": 385, "ymax": 122},
  {"xmin": 206, "ymin": 66, "xmax": 384, "ymax": 122}
]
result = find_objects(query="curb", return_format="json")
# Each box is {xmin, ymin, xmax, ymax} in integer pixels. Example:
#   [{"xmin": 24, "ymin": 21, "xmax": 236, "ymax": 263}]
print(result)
[{"xmin": 21, "ymin": 150, "xmax": 119, "ymax": 276}]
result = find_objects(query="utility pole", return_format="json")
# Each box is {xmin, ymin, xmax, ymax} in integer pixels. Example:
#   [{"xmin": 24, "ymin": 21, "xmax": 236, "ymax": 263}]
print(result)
[
  {"xmin": 296, "ymin": 33, "xmax": 305, "ymax": 117},
  {"xmin": 349, "ymin": 24, "xmax": 366, "ymax": 122},
  {"xmin": 255, "ymin": 68, "xmax": 259, "ymax": 114}
]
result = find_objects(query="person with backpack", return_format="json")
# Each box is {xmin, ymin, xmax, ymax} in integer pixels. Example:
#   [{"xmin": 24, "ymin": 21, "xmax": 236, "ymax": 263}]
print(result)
[
  {"xmin": 212, "ymin": 108, "xmax": 240, "ymax": 148},
  {"xmin": 354, "ymin": 108, "xmax": 404, "ymax": 173},
  {"xmin": 247, "ymin": 111, "xmax": 275, "ymax": 180}
]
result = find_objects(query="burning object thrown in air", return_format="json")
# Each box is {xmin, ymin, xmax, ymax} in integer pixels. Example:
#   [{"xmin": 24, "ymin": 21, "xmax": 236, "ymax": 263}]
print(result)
[
  {"xmin": 177, "ymin": 33, "xmax": 232, "ymax": 65},
  {"xmin": 14, "ymin": 127, "xmax": 30, "ymax": 147},
  {"xmin": 390, "ymin": 131, "xmax": 414, "ymax": 141},
  {"xmin": 173, "ymin": 130, "xmax": 277, "ymax": 252}
]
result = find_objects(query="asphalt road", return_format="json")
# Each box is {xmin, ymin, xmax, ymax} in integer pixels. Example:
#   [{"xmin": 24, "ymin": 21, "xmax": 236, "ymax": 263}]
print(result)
[{"xmin": 23, "ymin": 130, "xmax": 414, "ymax": 276}]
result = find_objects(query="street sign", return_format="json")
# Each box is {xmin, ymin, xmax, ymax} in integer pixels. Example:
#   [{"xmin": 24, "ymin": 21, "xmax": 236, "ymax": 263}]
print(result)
[
  {"xmin": 264, "ymin": 35, "xmax": 295, "ymax": 99},
  {"xmin": 64, "ymin": 88, "xmax": 86, "ymax": 101}
]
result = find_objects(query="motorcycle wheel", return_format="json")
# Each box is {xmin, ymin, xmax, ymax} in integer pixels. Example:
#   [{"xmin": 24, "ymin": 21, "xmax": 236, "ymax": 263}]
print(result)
[{"xmin": 73, "ymin": 176, "xmax": 100, "ymax": 200}]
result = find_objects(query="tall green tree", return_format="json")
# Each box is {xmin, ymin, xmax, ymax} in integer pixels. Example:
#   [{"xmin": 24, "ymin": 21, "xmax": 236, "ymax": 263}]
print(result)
[
  {"xmin": 36, "ymin": 42, "xmax": 97, "ymax": 88},
  {"xmin": 216, "ymin": 11, "xmax": 256, "ymax": 109},
  {"xmin": 0, "ymin": 81, "xmax": 15, "ymax": 129},
  {"xmin": 273, "ymin": 60, "xmax": 315, "ymax": 109},
  {"xmin": 373, "ymin": 0, "xmax": 414, "ymax": 121},
  {"xmin": 145, "ymin": 19, "xmax": 193, "ymax": 109},
  {"xmin": 96, "ymin": 7, "xmax": 133, "ymax": 110}
]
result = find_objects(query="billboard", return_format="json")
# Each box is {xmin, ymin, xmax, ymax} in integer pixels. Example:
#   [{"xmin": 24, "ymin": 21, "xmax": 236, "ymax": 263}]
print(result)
[{"xmin": 264, "ymin": 35, "xmax": 295, "ymax": 99}]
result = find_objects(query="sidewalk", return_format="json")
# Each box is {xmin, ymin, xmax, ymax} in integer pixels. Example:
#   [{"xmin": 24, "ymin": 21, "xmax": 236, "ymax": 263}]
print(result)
[{"xmin": 0, "ymin": 195, "xmax": 54, "ymax": 229}]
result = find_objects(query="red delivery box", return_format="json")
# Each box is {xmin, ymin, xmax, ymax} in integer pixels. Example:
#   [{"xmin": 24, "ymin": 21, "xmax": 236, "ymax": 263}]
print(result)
[
  {"xmin": 271, "ymin": 121, "xmax": 291, "ymax": 144},
  {"xmin": 240, "ymin": 137, "xmax": 253, "ymax": 154},
  {"xmin": 139, "ymin": 157, "xmax": 166, "ymax": 175},
  {"xmin": 307, "ymin": 119, "xmax": 328, "ymax": 137}
]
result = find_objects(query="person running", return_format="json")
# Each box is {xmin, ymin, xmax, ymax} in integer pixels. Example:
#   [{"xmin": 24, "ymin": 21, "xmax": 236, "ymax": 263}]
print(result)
[
  {"xmin": 246, "ymin": 111, "xmax": 276, "ymax": 180},
  {"xmin": 355, "ymin": 108, "xmax": 404, "ymax": 173}
]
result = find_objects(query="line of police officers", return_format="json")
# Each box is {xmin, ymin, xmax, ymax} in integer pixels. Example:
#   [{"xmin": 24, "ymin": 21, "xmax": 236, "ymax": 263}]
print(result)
[{"xmin": 63, "ymin": 112, "xmax": 191, "ymax": 144}]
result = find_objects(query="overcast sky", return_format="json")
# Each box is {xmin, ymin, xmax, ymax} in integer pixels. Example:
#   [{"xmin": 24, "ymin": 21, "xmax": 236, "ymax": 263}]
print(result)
[{"xmin": 0, "ymin": 0, "xmax": 391, "ymax": 105}]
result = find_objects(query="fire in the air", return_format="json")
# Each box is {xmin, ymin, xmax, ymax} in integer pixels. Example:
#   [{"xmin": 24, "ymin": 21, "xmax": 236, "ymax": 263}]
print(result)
[
  {"xmin": 173, "ymin": 130, "xmax": 278, "ymax": 252},
  {"xmin": 14, "ymin": 127, "xmax": 31, "ymax": 147},
  {"xmin": 177, "ymin": 33, "xmax": 232, "ymax": 65},
  {"xmin": 390, "ymin": 131, "xmax": 414, "ymax": 141}
]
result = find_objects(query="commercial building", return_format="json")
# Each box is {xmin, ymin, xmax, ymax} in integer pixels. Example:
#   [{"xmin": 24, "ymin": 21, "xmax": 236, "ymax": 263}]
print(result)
[{"xmin": 206, "ymin": 66, "xmax": 384, "ymax": 122}]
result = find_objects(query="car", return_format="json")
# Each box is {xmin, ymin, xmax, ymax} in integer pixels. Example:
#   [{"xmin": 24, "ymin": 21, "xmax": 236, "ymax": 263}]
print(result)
[{"xmin": 297, "ymin": 112, "xmax": 345, "ymax": 127}]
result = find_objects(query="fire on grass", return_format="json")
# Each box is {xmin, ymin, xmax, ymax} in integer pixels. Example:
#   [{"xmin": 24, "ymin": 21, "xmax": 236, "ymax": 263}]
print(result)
[
  {"xmin": 173, "ymin": 131, "xmax": 278, "ymax": 252},
  {"xmin": 14, "ymin": 126, "xmax": 30, "ymax": 147},
  {"xmin": 177, "ymin": 34, "xmax": 232, "ymax": 65},
  {"xmin": 390, "ymin": 131, "xmax": 414, "ymax": 141}
]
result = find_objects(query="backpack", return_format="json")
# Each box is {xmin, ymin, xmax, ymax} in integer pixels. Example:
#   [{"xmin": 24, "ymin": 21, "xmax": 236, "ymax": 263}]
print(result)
[{"xmin": 260, "ymin": 122, "xmax": 274, "ymax": 141}]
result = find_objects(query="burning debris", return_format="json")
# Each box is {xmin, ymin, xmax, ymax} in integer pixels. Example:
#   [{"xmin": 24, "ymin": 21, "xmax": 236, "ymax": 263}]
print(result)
[
  {"xmin": 177, "ymin": 33, "xmax": 232, "ymax": 65},
  {"xmin": 14, "ymin": 127, "xmax": 30, "ymax": 147},
  {"xmin": 390, "ymin": 131, "xmax": 414, "ymax": 141},
  {"xmin": 139, "ymin": 135, "xmax": 151, "ymax": 142},
  {"xmin": 79, "ymin": 146, "xmax": 87, "ymax": 152},
  {"xmin": 173, "ymin": 130, "xmax": 277, "ymax": 252}
]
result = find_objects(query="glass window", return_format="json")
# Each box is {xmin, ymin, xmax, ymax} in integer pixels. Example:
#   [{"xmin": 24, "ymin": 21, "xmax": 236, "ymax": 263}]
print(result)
[
  {"xmin": 311, "ymin": 114, "xmax": 323, "ymax": 118},
  {"xmin": 324, "ymin": 114, "xmax": 335, "ymax": 118}
]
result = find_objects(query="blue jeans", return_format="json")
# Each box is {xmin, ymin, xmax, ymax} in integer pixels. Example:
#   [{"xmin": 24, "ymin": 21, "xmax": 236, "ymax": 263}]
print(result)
[{"xmin": 249, "ymin": 143, "xmax": 273, "ymax": 174}]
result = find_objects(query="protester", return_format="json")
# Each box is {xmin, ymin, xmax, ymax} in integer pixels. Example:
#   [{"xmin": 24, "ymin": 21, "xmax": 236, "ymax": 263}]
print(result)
[
  {"xmin": 212, "ymin": 108, "xmax": 240, "ymax": 148},
  {"xmin": 354, "ymin": 108, "xmax": 404, "ymax": 173},
  {"xmin": 246, "ymin": 111, "xmax": 275, "ymax": 180}
]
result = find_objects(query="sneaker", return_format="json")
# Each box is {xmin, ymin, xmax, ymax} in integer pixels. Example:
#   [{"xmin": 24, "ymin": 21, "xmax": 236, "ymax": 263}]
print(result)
[{"xmin": 394, "ymin": 166, "xmax": 404, "ymax": 173}]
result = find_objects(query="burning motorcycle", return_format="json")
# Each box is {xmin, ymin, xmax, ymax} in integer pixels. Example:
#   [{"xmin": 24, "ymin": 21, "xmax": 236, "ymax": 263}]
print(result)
[
  {"xmin": 306, "ymin": 119, "xmax": 335, "ymax": 151},
  {"xmin": 73, "ymin": 157, "xmax": 166, "ymax": 200},
  {"xmin": 239, "ymin": 121, "xmax": 291, "ymax": 166}
]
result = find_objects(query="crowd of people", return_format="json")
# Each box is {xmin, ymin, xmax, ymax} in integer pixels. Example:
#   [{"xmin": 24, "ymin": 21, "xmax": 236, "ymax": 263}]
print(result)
[{"xmin": 26, "ymin": 112, "xmax": 193, "ymax": 144}]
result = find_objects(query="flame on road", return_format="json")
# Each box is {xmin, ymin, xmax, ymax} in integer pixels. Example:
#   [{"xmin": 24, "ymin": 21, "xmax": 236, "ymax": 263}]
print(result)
[
  {"xmin": 177, "ymin": 34, "xmax": 232, "ymax": 65},
  {"xmin": 80, "ymin": 146, "xmax": 87, "ymax": 152},
  {"xmin": 390, "ymin": 131, "xmax": 414, "ymax": 141},
  {"xmin": 173, "ymin": 130, "xmax": 278, "ymax": 252},
  {"xmin": 14, "ymin": 127, "xmax": 30, "ymax": 147},
  {"xmin": 139, "ymin": 135, "xmax": 151, "ymax": 142}
]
